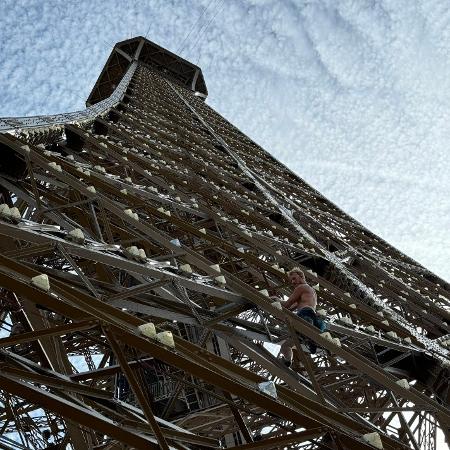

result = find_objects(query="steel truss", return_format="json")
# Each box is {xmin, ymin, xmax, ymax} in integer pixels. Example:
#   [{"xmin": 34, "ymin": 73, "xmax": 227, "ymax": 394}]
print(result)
[{"xmin": 0, "ymin": 37, "xmax": 449, "ymax": 450}]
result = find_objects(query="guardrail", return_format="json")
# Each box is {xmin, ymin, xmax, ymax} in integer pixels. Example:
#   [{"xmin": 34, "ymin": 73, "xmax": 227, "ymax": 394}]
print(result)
[{"xmin": 0, "ymin": 61, "xmax": 137, "ymax": 133}]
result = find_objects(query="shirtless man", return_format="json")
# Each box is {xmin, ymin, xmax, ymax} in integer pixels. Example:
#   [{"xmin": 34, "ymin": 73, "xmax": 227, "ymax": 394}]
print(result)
[{"xmin": 279, "ymin": 267, "xmax": 321, "ymax": 365}]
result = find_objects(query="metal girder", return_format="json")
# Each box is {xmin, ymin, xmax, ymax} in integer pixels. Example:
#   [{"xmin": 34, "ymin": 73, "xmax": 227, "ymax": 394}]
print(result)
[
  {"xmin": 0, "ymin": 373, "xmax": 162, "ymax": 449},
  {"xmin": 103, "ymin": 327, "xmax": 170, "ymax": 449}
]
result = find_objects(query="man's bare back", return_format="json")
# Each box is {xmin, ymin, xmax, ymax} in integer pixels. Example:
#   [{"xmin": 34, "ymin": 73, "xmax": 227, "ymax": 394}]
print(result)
[{"xmin": 287, "ymin": 284, "xmax": 317, "ymax": 311}]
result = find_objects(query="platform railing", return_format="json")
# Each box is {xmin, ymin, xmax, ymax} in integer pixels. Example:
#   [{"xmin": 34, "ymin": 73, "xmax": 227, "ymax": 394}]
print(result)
[{"xmin": 0, "ymin": 61, "xmax": 137, "ymax": 133}]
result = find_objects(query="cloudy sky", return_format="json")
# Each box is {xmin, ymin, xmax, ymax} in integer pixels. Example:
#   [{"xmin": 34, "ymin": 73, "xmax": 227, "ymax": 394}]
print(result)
[{"xmin": 0, "ymin": 0, "xmax": 448, "ymax": 281}]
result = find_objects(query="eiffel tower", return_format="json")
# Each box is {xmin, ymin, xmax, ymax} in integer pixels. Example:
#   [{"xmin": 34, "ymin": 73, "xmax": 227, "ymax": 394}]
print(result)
[{"xmin": 0, "ymin": 36, "xmax": 449, "ymax": 450}]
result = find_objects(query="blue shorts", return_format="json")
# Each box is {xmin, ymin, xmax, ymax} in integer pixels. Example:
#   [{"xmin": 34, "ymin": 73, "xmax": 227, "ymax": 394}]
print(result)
[{"xmin": 297, "ymin": 307, "xmax": 327, "ymax": 332}]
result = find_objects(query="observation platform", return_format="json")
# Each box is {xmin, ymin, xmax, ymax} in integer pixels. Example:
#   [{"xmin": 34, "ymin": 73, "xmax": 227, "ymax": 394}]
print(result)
[{"xmin": 86, "ymin": 36, "xmax": 207, "ymax": 106}]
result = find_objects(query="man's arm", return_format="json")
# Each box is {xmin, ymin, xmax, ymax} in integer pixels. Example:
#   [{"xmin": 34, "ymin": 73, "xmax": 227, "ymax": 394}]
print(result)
[{"xmin": 281, "ymin": 286, "xmax": 303, "ymax": 310}]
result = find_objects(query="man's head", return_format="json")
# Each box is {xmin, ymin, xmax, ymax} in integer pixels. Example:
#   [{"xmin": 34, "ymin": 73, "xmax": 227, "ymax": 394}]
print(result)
[{"xmin": 287, "ymin": 267, "xmax": 306, "ymax": 287}]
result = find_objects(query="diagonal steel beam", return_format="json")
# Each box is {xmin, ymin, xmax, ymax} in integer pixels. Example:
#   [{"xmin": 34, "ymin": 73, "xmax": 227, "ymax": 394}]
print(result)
[
  {"xmin": 0, "ymin": 373, "xmax": 161, "ymax": 449},
  {"xmin": 0, "ymin": 320, "xmax": 96, "ymax": 349},
  {"xmin": 103, "ymin": 326, "xmax": 170, "ymax": 450}
]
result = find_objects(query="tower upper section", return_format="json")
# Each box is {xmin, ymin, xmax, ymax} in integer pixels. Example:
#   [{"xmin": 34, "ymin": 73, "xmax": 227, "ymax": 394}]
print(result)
[{"xmin": 86, "ymin": 36, "xmax": 207, "ymax": 106}]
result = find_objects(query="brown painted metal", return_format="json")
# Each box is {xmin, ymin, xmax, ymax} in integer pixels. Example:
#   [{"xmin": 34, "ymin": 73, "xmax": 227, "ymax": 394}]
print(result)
[
  {"xmin": 0, "ymin": 36, "xmax": 449, "ymax": 449},
  {"xmin": 103, "ymin": 326, "xmax": 170, "ymax": 449}
]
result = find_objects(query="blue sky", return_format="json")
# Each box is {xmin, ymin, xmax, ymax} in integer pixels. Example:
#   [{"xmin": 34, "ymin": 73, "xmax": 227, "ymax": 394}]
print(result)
[{"xmin": 0, "ymin": 0, "xmax": 449, "ymax": 281}]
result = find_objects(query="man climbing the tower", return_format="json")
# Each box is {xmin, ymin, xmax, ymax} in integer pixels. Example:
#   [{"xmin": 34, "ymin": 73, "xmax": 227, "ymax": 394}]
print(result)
[{"xmin": 278, "ymin": 267, "xmax": 325, "ymax": 366}]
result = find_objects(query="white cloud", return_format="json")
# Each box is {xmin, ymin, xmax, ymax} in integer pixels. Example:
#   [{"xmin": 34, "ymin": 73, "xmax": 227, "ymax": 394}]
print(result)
[{"xmin": 0, "ymin": 0, "xmax": 448, "ymax": 280}]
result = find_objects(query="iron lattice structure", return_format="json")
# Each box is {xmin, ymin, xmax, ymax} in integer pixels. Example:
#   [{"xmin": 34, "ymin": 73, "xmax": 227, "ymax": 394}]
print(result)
[{"xmin": 0, "ymin": 36, "xmax": 449, "ymax": 450}]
